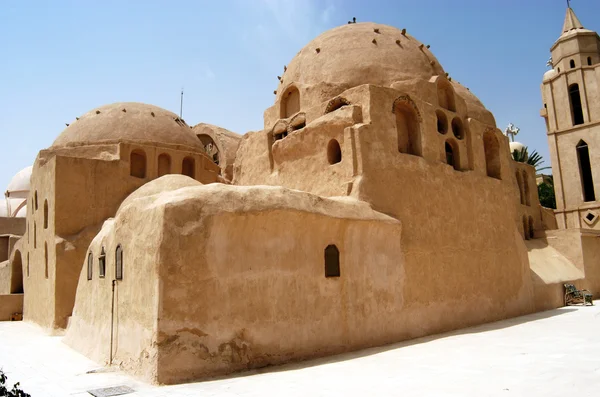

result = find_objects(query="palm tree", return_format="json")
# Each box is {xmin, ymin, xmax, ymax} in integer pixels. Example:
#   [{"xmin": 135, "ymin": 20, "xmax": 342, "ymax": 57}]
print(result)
[{"xmin": 511, "ymin": 147, "xmax": 552, "ymax": 173}]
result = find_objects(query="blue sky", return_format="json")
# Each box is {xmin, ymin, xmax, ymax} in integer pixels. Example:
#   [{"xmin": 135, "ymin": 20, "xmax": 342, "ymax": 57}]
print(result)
[{"xmin": 1, "ymin": 0, "xmax": 598, "ymax": 189}]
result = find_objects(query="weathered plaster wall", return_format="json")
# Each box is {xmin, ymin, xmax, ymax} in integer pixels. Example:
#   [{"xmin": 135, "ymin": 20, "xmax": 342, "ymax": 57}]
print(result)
[
  {"xmin": 0, "ymin": 294, "xmax": 23, "ymax": 321},
  {"xmin": 0, "ymin": 218, "xmax": 25, "ymax": 236}
]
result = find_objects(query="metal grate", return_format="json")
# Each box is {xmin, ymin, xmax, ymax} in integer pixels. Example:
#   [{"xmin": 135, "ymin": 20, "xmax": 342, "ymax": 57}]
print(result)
[{"xmin": 87, "ymin": 385, "xmax": 135, "ymax": 397}]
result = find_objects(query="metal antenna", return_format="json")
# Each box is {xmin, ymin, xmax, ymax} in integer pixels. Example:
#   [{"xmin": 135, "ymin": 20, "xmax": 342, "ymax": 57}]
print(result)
[{"xmin": 180, "ymin": 87, "xmax": 184, "ymax": 119}]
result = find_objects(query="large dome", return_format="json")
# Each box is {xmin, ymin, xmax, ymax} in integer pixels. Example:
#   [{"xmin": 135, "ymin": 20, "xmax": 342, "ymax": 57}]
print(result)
[
  {"xmin": 278, "ymin": 22, "xmax": 445, "ymax": 103},
  {"xmin": 52, "ymin": 102, "xmax": 203, "ymax": 150}
]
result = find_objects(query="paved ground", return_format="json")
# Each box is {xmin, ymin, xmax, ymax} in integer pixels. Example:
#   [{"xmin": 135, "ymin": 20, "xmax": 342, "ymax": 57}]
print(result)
[{"xmin": 1, "ymin": 304, "xmax": 599, "ymax": 396}]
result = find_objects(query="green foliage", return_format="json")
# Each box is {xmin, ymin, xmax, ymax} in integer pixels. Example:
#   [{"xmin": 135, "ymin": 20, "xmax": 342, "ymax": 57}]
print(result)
[
  {"xmin": 511, "ymin": 146, "xmax": 552, "ymax": 173},
  {"xmin": 0, "ymin": 370, "xmax": 31, "ymax": 397},
  {"xmin": 538, "ymin": 176, "xmax": 556, "ymax": 209}
]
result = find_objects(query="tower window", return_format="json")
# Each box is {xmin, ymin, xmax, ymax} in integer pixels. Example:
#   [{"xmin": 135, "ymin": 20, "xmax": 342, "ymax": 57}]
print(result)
[
  {"xmin": 43, "ymin": 200, "xmax": 48, "ymax": 229},
  {"xmin": 87, "ymin": 252, "xmax": 93, "ymax": 280},
  {"xmin": 570, "ymin": 59, "xmax": 575, "ymax": 69},
  {"xmin": 115, "ymin": 245, "xmax": 123, "ymax": 280},
  {"xmin": 588, "ymin": 57, "xmax": 592, "ymax": 66},
  {"xmin": 569, "ymin": 84, "xmax": 584, "ymax": 126},
  {"xmin": 98, "ymin": 247, "xmax": 106, "ymax": 278},
  {"xmin": 577, "ymin": 140, "xmax": 596, "ymax": 202},
  {"xmin": 324, "ymin": 245, "xmax": 340, "ymax": 278}
]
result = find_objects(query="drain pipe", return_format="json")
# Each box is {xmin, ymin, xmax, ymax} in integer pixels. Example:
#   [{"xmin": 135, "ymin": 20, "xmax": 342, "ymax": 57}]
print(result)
[{"xmin": 110, "ymin": 279, "xmax": 116, "ymax": 365}]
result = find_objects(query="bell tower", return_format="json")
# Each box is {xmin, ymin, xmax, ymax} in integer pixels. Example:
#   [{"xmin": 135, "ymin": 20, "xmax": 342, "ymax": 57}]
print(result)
[{"xmin": 541, "ymin": 6, "xmax": 600, "ymax": 229}]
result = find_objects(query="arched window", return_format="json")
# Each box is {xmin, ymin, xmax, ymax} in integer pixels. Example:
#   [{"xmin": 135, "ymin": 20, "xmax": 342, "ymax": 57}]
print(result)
[
  {"xmin": 98, "ymin": 247, "xmax": 106, "ymax": 278},
  {"xmin": 182, "ymin": 157, "xmax": 195, "ymax": 178},
  {"xmin": 528, "ymin": 216, "xmax": 534, "ymax": 239},
  {"xmin": 394, "ymin": 98, "xmax": 421, "ymax": 156},
  {"xmin": 157, "ymin": 153, "xmax": 171, "ymax": 177},
  {"xmin": 34, "ymin": 191, "xmax": 38, "ymax": 211},
  {"xmin": 197, "ymin": 134, "xmax": 220, "ymax": 165},
  {"xmin": 130, "ymin": 150, "xmax": 147, "ymax": 178},
  {"xmin": 437, "ymin": 80, "xmax": 456, "ymax": 112},
  {"xmin": 324, "ymin": 244, "xmax": 340, "ymax": 278},
  {"xmin": 436, "ymin": 110, "xmax": 448, "ymax": 134},
  {"xmin": 451, "ymin": 117, "xmax": 464, "ymax": 140},
  {"xmin": 569, "ymin": 84, "xmax": 584, "ymax": 126},
  {"xmin": 522, "ymin": 216, "xmax": 529, "ymax": 240},
  {"xmin": 445, "ymin": 140, "xmax": 460, "ymax": 170},
  {"xmin": 522, "ymin": 170, "xmax": 531, "ymax": 206},
  {"xmin": 577, "ymin": 140, "xmax": 596, "ymax": 202},
  {"xmin": 483, "ymin": 130, "xmax": 501, "ymax": 179},
  {"xmin": 27, "ymin": 253, "xmax": 29, "ymax": 278},
  {"xmin": 33, "ymin": 222, "xmax": 36, "ymax": 249},
  {"xmin": 43, "ymin": 200, "xmax": 48, "ymax": 229},
  {"xmin": 570, "ymin": 59, "xmax": 576, "ymax": 68},
  {"xmin": 87, "ymin": 252, "xmax": 93, "ymax": 281},
  {"xmin": 588, "ymin": 57, "xmax": 592, "ymax": 66},
  {"xmin": 327, "ymin": 139, "xmax": 342, "ymax": 164},
  {"xmin": 44, "ymin": 242, "xmax": 48, "ymax": 279},
  {"xmin": 115, "ymin": 245, "xmax": 123, "ymax": 280},
  {"xmin": 10, "ymin": 250, "xmax": 23, "ymax": 294},
  {"xmin": 325, "ymin": 97, "xmax": 350, "ymax": 114},
  {"xmin": 281, "ymin": 86, "xmax": 300, "ymax": 118},
  {"xmin": 516, "ymin": 171, "xmax": 524, "ymax": 205}
]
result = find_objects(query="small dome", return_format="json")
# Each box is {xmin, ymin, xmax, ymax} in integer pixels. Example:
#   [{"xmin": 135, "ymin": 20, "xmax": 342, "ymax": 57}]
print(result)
[
  {"xmin": 543, "ymin": 69, "xmax": 557, "ymax": 81},
  {"xmin": 0, "ymin": 198, "xmax": 26, "ymax": 218},
  {"xmin": 118, "ymin": 174, "xmax": 202, "ymax": 213},
  {"xmin": 509, "ymin": 142, "xmax": 527, "ymax": 159},
  {"xmin": 279, "ymin": 22, "xmax": 445, "ymax": 108},
  {"xmin": 6, "ymin": 166, "xmax": 32, "ymax": 198},
  {"xmin": 451, "ymin": 82, "xmax": 496, "ymax": 126},
  {"xmin": 52, "ymin": 103, "xmax": 203, "ymax": 150}
]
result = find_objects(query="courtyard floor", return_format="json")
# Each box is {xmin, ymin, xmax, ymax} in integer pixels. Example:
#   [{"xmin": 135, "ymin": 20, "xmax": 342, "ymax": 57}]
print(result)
[{"xmin": 0, "ymin": 304, "xmax": 599, "ymax": 396}]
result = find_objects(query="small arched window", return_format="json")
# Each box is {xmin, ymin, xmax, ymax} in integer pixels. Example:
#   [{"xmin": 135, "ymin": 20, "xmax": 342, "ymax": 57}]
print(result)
[
  {"xmin": 281, "ymin": 86, "xmax": 300, "ymax": 118},
  {"xmin": 182, "ymin": 157, "xmax": 195, "ymax": 178},
  {"xmin": 43, "ymin": 200, "xmax": 48, "ymax": 229},
  {"xmin": 130, "ymin": 150, "xmax": 147, "ymax": 178},
  {"xmin": 98, "ymin": 247, "xmax": 106, "ymax": 278},
  {"xmin": 394, "ymin": 97, "xmax": 421, "ymax": 156},
  {"xmin": 445, "ymin": 140, "xmax": 460, "ymax": 170},
  {"xmin": 27, "ymin": 253, "xmax": 29, "ymax": 278},
  {"xmin": 327, "ymin": 139, "xmax": 342, "ymax": 164},
  {"xmin": 569, "ymin": 84, "xmax": 584, "ymax": 126},
  {"xmin": 87, "ymin": 252, "xmax": 93, "ymax": 280},
  {"xmin": 451, "ymin": 117, "xmax": 464, "ymax": 140},
  {"xmin": 528, "ymin": 216, "xmax": 534, "ymax": 239},
  {"xmin": 522, "ymin": 216, "xmax": 529, "ymax": 240},
  {"xmin": 157, "ymin": 153, "xmax": 171, "ymax": 177},
  {"xmin": 33, "ymin": 222, "xmax": 36, "ymax": 249},
  {"xmin": 436, "ymin": 110, "xmax": 448, "ymax": 134},
  {"xmin": 570, "ymin": 59, "xmax": 576, "ymax": 69},
  {"xmin": 115, "ymin": 245, "xmax": 123, "ymax": 280},
  {"xmin": 588, "ymin": 57, "xmax": 592, "ymax": 66},
  {"xmin": 483, "ymin": 130, "xmax": 501, "ymax": 179},
  {"xmin": 324, "ymin": 244, "xmax": 340, "ymax": 278},
  {"xmin": 325, "ymin": 97, "xmax": 350, "ymax": 114},
  {"xmin": 44, "ymin": 242, "xmax": 48, "ymax": 279},
  {"xmin": 437, "ymin": 80, "xmax": 456, "ymax": 112},
  {"xmin": 577, "ymin": 140, "xmax": 596, "ymax": 202},
  {"xmin": 34, "ymin": 191, "xmax": 38, "ymax": 211}
]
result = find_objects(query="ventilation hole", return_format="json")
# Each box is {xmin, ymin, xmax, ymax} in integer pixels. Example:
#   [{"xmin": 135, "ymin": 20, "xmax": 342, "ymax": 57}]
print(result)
[
  {"xmin": 96, "ymin": 110, "xmax": 101, "ymax": 114},
  {"xmin": 586, "ymin": 213, "xmax": 595, "ymax": 221}
]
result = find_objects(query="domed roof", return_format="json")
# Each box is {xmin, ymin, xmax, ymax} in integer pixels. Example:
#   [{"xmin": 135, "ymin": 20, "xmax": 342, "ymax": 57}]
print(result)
[
  {"xmin": 0, "ymin": 198, "xmax": 26, "ymax": 218},
  {"xmin": 509, "ymin": 141, "xmax": 526, "ymax": 153},
  {"xmin": 52, "ymin": 103, "xmax": 203, "ymax": 150},
  {"xmin": 451, "ymin": 82, "xmax": 496, "ymax": 126},
  {"xmin": 543, "ymin": 69, "xmax": 558, "ymax": 81},
  {"xmin": 6, "ymin": 166, "xmax": 32, "ymax": 197},
  {"xmin": 279, "ymin": 22, "xmax": 445, "ymax": 102}
]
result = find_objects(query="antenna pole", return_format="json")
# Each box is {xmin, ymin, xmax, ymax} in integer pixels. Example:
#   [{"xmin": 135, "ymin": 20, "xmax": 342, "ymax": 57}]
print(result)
[{"xmin": 180, "ymin": 88, "xmax": 184, "ymax": 119}]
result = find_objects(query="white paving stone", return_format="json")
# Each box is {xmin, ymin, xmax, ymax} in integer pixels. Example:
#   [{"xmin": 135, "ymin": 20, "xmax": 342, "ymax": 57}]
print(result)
[{"xmin": 0, "ymin": 304, "xmax": 599, "ymax": 396}]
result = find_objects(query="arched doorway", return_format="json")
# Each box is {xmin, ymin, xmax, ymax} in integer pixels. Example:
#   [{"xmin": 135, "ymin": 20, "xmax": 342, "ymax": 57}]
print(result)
[{"xmin": 10, "ymin": 250, "xmax": 24, "ymax": 294}]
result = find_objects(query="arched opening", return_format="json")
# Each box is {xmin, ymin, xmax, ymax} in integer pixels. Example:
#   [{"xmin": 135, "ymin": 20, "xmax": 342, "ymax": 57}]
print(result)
[
  {"xmin": 483, "ymin": 130, "xmax": 501, "ymax": 179},
  {"xmin": 437, "ymin": 80, "xmax": 456, "ymax": 112},
  {"xmin": 570, "ymin": 59, "xmax": 576, "ymax": 69},
  {"xmin": 43, "ymin": 200, "xmax": 48, "ymax": 229},
  {"xmin": 33, "ymin": 222, "xmax": 36, "ymax": 248},
  {"xmin": 157, "ymin": 153, "xmax": 171, "ymax": 177},
  {"xmin": 451, "ymin": 117, "xmax": 464, "ymax": 140},
  {"xmin": 44, "ymin": 242, "xmax": 48, "ymax": 279},
  {"xmin": 588, "ymin": 57, "xmax": 592, "ymax": 66},
  {"xmin": 27, "ymin": 253, "xmax": 29, "ymax": 277},
  {"xmin": 10, "ymin": 250, "xmax": 23, "ymax": 294},
  {"xmin": 445, "ymin": 140, "xmax": 460, "ymax": 170},
  {"xmin": 394, "ymin": 98, "xmax": 421, "ymax": 156},
  {"xmin": 324, "ymin": 244, "xmax": 340, "ymax": 278},
  {"xmin": 87, "ymin": 252, "xmax": 93, "ymax": 281},
  {"xmin": 577, "ymin": 140, "xmax": 596, "ymax": 202},
  {"xmin": 522, "ymin": 216, "xmax": 529, "ymax": 240},
  {"xmin": 436, "ymin": 110, "xmax": 448, "ymax": 134},
  {"xmin": 325, "ymin": 97, "xmax": 350, "ymax": 114},
  {"xmin": 569, "ymin": 84, "xmax": 584, "ymax": 126},
  {"xmin": 281, "ymin": 86, "xmax": 300, "ymax": 118},
  {"xmin": 522, "ymin": 170, "xmax": 530, "ymax": 206},
  {"xmin": 327, "ymin": 139, "xmax": 342, "ymax": 165},
  {"xmin": 130, "ymin": 150, "xmax": 147, "ymax": 178},
  {"xmin": 528, "ymin": 216, "xmax": 534, "ymax": 239},
  {"xmin": 34, "ymin": 191, "xmax": 38, "ymax": 211},
  {"xmin": 115, "ymin": 245, "xmax": 123, "ymax": 280},
  {"xmin": 516, "ymin": 171, "xmax": 524, "ymax": 205},
  {"xmin": 197, "ymin": 134, "xmax": 220, "ymax": 165},
  {"xmin": 98, "ymin": 247, "xmax": 106, "ymax": 278},
  {"xmin": 182, "ymin": 157, "xmax": 195, "ymax": 178}
]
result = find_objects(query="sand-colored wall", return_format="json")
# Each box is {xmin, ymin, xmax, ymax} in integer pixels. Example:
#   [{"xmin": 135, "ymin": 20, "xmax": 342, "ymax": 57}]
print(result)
[
  {"xmin": 0, "ymin": 294, "xmax": 23, "ymax": 321},
  {"xmin": 0, "ymin": 217, "xmax": 25, "ymax": 236}
]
